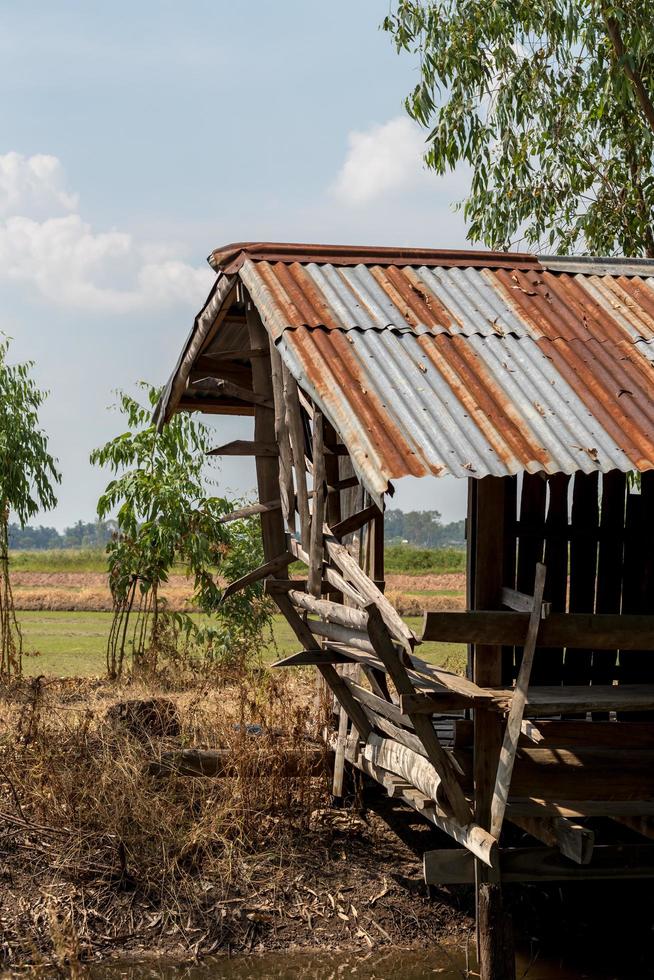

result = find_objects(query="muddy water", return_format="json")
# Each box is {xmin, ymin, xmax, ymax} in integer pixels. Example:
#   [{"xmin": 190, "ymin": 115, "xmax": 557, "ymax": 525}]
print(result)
[{"xmin": 88, "ymin": 947, "xmax": 624, "ymax": 980}]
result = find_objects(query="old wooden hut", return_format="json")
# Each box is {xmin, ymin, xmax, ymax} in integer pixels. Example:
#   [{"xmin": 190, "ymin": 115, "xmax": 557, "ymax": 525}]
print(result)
[{"xmin": 156, "ymin": 242, "xmax": 654, "ymax": 978}]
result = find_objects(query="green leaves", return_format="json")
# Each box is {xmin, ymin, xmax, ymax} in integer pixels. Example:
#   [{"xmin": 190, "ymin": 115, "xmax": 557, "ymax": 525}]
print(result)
[
  {"xmin": 384, "ymin": 0, "xmax": 654, "ymax": 255},
  {"xmin": 92, "ymin": 384, "xmax": 271, "ymax": 675}
]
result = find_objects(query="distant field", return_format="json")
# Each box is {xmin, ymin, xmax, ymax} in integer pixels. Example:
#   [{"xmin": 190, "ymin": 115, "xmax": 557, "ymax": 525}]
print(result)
[
  {"xmin": 10, "ymin": 543, "xmax": 466, "ymax": 576},
  {"xmin": 17, "ymin": 611, "xmax": 466, "ymax": 678}
]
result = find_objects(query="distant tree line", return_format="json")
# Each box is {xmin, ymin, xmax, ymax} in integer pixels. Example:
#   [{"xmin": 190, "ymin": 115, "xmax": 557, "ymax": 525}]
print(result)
[
  {"xmin": 8, "ymin": 519, "xmax": 118, "ymax": 550},
  {"xmin": 384, "ymin": 509, "xmax": 465, "ymax": 549}
]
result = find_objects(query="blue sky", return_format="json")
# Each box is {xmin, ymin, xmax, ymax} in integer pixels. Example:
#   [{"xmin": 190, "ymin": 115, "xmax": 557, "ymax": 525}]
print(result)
[{"xmin": 1, "ymin": 1, "xmax": 471, "ymax": 528}]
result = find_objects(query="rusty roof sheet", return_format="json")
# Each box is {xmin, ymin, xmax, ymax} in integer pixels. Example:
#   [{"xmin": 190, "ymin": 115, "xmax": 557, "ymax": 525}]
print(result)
[{"xmin": 156, "ymin": 242, "xmax": 654, "ymax": 497}]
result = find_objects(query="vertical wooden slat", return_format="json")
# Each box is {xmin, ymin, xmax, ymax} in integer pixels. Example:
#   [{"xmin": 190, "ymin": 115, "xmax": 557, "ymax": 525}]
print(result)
[
  {"xmin": 514, "ymin": 473, "xmax": 547, "ymax": 674},
  {"xmin": 471, "ymin": 475, "xmax": 515, "ymax": 980},
  {"xmin": 501, "ymin": 476, "xmax": 518, "ymax": 684},
  {"xmin": 246, "ymin": 304, "xmax": 287, "ymax": 560},
  {"xmin": 532, "ymin": 473, "xmax": 570, "ymax": 687},
  {"xmin": 282, "ymin": 364, "xmax": 311, "ymax": 549},
  {"xmin": 620, "ymin": 472, "xmax": 654, "ymax": 719},
  {"xmin": 308, "ymin": 410, "xmax": 326, "ymax": 597},
  {"xmin": 268, "ymin": 343, "xmax": 296, "ymax": 535},
  {"xmin": 593, "ymin": 470, "xmax": 626, "ymax": 717},
  {"xmin": 564, "ymin": 472, "xmax": 599, "ymax": 697}
]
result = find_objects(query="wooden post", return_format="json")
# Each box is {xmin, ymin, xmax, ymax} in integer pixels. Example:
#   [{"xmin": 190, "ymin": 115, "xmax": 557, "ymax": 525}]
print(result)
[{"xmin": 471, "ymin": 476, "xmax": 516, "ymax": 980}]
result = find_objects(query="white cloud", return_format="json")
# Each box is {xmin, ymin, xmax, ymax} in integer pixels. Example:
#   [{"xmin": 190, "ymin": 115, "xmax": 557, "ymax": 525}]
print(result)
[
  {"xmin": 0, "ymin": 152, "xmax": 213, "ymax": 311},
  {"xmin": 331, "ymin": 116, "xmax": 430, "ymax": 206},
  {"xmin": 0, "ymin": 152, "xmax": 78, "ymax": 218}
]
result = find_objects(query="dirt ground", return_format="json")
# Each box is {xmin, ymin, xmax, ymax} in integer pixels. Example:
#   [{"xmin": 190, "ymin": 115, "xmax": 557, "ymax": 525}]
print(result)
[{"xmin": 10, "ymin": 572, "xmax": 467, "ymax": 613}]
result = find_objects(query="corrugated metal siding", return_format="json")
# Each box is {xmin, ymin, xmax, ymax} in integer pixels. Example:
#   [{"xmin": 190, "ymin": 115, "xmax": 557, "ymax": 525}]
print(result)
[{"xmin": 237, "ymin": 253, "xmax": 654, "ymax": 493}]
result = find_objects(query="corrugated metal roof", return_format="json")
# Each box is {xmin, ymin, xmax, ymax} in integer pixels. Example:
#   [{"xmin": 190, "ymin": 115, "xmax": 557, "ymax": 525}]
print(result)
[{"xmin": 156, "ymin": 242, "xmax": 654, "ymax": 497}]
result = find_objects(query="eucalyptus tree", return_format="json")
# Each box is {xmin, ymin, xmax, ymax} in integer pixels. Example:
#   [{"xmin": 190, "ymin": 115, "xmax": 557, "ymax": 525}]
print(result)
[
  {"xmin": 0, "ymin": 337, "xmax": 60, "ymax": 675},
  {"xmin": 91, "ymin": 385, "xmax": 268, "ymax": 677},
  {"xmin": 384, "ymin": 1, "xmax": 654, "ymax": 255}
]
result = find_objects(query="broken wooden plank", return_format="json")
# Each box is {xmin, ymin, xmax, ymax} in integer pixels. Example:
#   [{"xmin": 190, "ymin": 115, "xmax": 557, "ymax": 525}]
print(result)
[
  {"xmin": 287, "ymin": 589, "xmax": 369, "ymax": 631},
  {"xmin": 269, "ymin": 343, "xmax": 297, "ymax": 534},
  {"xmin": 363, "ymin": 733, "xmax": 450, "ymax": 809},
  {"xmin": 490, "ymin": 562, "xmax": 547, "ymax": 839},
  {"xmin": 282, "ymin": 364, "xmax": 311, "ymax": 548},
  {"xmin": 501, "ymin": 585, "xmax": 551, "ymax": 618},
  {"xmin": 220, "ymin": 551, "xmax": 294, "ymax": 602},
  {"xmin": 190, "ymin": 377, "xmax": 274, "ymax": 409},
  {"xmin": 308, "ymin": 409, "xmax": 327, "ymax": 596},
  {"xmin": 271, "ymin": 649, "xmax": 352, "ymax": 668},
  {"xmin": 507, "ymin": 812, "xmax": 594, "ymax": 865},
  {"xmin": 366, "ymin": 602, "xmax": 472, "ymax": 826},
  {"xmin": 331, "ymin": 503, "xmax": 381, "ymax": 541},
  {"xmin": 208, "ymin": 439, "xmax": 278, "ymax": 457},
  {"xmin": 218, "ymin": 500, "xmax": 281, "ymax": 524}
]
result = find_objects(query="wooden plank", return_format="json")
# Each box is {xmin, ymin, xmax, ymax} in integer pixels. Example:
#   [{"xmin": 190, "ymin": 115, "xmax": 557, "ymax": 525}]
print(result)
[
  {"xmin": 422, "ymin": 610, "xmax": 654, "ymax": 649},
  {"xmin": 190, "ymin": 377, "xmax": 273, "ymax": 409},
  {"xmin": 490, "ymin": 562, "xmax": 547, "ymax": 839},
  {"xmin": 324, "ymin": 529, "xmax": 416, "ymax": 649},
  {"xmin": 338, "ymin": 736, "xmax": 496, "ymax": 867},
  {"xmin": 199, "ymin": 346, "xmax": 268, "ymax": 361},
  {"xmin": 366, "ymin": 603, "xmax": 473, "ymax": 826},
  {"xmin": 501, "ymin": 586, "xmax": 550, "ymax": 616},
  {"xmin": 501, "ymin": 476, "xmax": 518, "ymax": 684},
  {"xmin": 620, "ymin": 473, "xmax": 654, "ymax": 718},
  {"xmin": 308, "ymin": 410, "xmax": 326, "ymax": 596},
  {"xmin": 269, "ymin": 343, "xmax": 296, "ymax": 534},
  {"xmin": 331, "ymin": 503, "xmax": 381, "ymax": 542},
  {"xmin": 564, "ymin": 472, "xmax": 599, "ymax": 706},
  {"xmin": 533, "ymin": 472, "xmax": 569, "ymax": 686},
  {"xmin": 271, "ymin": 592, "xmax": 372, "ymax": 740},
  {"xmin": 456, "ymin": 719, "xmax": 654, "ymax": 750},
  {"xmin": 424, "ymin": 845, "xmax": 654, "ymax": 885},
  {"xmin": 508, "ymin": 798, "xmax": 654, "ymax": 818},
  {"xmin": 363, "ymin": 733, "xmax": 450, "ymax": 809},
  {"xmin": 507, "ymin": 812, "xmax": 594, "ymax": 864},
  {"xmin": 342, "ymin": 677, "xmax": 415, "ymax": 731},
  {"xmin": 404, "ymin": 684, "xmax": 654, "ymax": 717},
  {"xmin": 208, "ymin": 439, "xmax": 278, "ymax": 457},
  {"xmin": 288, "ymin": 589, "xmax": 368, "ymax": 631},
  {"xmin": 282, "ymin": 364, "xmax": 311, "ymax": 548},
  {"xmin": 271, "ymin": 649, "xmax": 352, "ymax": 668},
  {"xmin": 611, "ymin": 815, "xmax": 654, "ymax": 841},
  {"xmin": 592, "ymin": 470, "xmax": 626, "ymax": 715},
  {"xmin": 514, "ymin": 473, "xmax": 547, "ymax": 676},
  {"xmin": 220, "ymin": 551, "xmax": 294, "ymax": 602},
  {"xmin": 218, "ymin": 500, "xmax": 280, "ymax": 524}
]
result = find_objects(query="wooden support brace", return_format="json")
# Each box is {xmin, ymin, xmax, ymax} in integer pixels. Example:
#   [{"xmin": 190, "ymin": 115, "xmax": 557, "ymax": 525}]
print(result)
[
  {"xmin": 191, "ymin": 377, "xmax": 274, "ymax": 409},
  {"xmin": 218, "ymin": 500, "xmax": 281, "ymax": 524},
  {"xmin": 220, "ymin": 551, "xmax": 294, "ymax": 602},
  {"xmin": 507, "ymin": 812, "xmax": 594, "ymax": 865},
  {"xmin": 208, "ymin": 439, "xmax": 278, "ymax": 457},
  {"xmin": 490, "ymin": 562, "xmax": 547, "ymax": 839}
]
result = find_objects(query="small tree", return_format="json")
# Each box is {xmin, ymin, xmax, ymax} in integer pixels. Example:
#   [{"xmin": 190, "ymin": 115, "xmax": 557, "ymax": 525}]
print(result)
[
  {"xmin": 90, "ymin": 384, "xmax": 270, "ymax": 677},
  {"xmin": 0, "ymin": 337, "xmax": 60, "ymax": 675}
]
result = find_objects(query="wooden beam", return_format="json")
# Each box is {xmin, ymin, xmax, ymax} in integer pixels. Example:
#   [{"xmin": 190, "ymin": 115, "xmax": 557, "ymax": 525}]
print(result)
[
  {"xmin": 190, "ymin": 377, "xmax": 273, "ymax": 409},
  {"xmin": 218, "ymin": 500, "xmax": 280, "ymax": 524},
  {"xmin": 283, "ymin": 364, "xmax": 311, "ymax": 548},
  {"xmin": 423, "ymin": 610, "xmax": 654, "ymax": 649},
  {"xmin": 507, "ymin": 812, "xmax": 594, "ymax": 865},
  {"xmin": 271, "ymin": 649, "xmax": 352, "ymax": 668},
  {"xmin": 308, "ymin": 410, "xmax": 327, "ymax": 596},
  {"xmin": 331, "ymin": 503, "xmax": 381, "ymax": 541},
  {"xmin": 208, "ymin": 439, "xmax": 278, "ymax": 457},
  {"xmin": 287, "ymin": 589, "xmax": 368, "ymax": 631},
  {"xmin": 424, "ymin": 845, "xmax": 654, "ymax": 885},
  {"xmin": 220, "ymin": 551, "xmax": 294, "ymax": 602},
  {"xmin": 363, "ymin": 733, "xmax": 450, "ymax": 809},
  {"xmin": 271, "ymin": 591, "xmax": 372, "ymax": 740},
  {"xmin": 269, "ymin": 343, "xmax": 296, "ymax": 534},
  {"xmin": 324, "ymin": 528, "xmax": 416, "ymax": 649},
  {"xmin": 199, "ymin": 346, "xmax": 268, "ymax": 361},
  {"xmin": 490, "ymin": 563, "xmax": 547, "ymax": 839},
  {"xmin": 501, "ymin": 586, "xmax": 551, "ymax": 618},
  {"xmin": 366, "ymin": 603, "xmax": 473, "ymax": 827},
  {"xmin": 337, "ymin": 735, "xmax": 496, "ymax": 867}
]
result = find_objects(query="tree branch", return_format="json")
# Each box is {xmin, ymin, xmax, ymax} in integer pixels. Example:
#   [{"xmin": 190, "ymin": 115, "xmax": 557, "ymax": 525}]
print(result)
[{"xmin": 604, "ymin": 10, "xmax": 654, "ymax": 136}]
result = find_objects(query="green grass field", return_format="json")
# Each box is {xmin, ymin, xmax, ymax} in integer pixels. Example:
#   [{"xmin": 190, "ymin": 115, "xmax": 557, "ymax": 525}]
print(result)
[{"xmin": 17, "ymin": 611, "xmax": 466, "ymax": 678}]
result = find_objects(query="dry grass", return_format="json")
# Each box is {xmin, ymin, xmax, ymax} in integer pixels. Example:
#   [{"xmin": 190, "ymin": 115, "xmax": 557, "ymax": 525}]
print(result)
[{"xmin": 0, "ymin": 668, "xmax": 335, "ymax": 967}]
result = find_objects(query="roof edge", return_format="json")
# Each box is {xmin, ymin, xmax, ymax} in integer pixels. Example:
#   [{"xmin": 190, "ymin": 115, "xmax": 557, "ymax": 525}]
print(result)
[{"xmin": 208, "ymin": 241, "xmax": 540, "ymax": 274}]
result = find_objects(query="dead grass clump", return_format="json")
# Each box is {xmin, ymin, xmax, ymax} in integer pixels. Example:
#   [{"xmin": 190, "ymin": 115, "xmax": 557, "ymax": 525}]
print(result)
[{"xmin": 0, "ymin": 669, "xmax": 330, "ymax": 967}]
